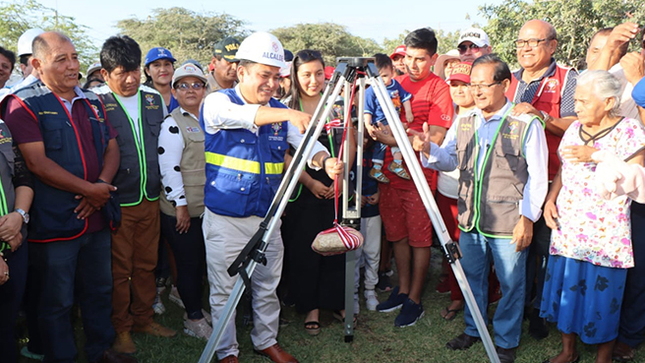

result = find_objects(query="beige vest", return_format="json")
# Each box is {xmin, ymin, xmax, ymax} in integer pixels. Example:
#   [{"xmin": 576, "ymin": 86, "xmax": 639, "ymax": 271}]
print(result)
[
  {"xmin": 160, "ymin": 108, "xmax": 206, "ymax": 218},
  {"xmin": 456, "ymin": 109, "xmax": 538, "ymax": 237}
]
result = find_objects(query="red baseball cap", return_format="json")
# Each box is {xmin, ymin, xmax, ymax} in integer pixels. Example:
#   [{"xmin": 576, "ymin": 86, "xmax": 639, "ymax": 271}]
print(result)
[
  {"xmin": 324, "ymin": 66, "xmax": 335, "ymax": 80},
  {"xmin": 446, "ymin": 62, "xmax": 472, "ymax": 84},
  {"xmin": 390, "ymin": 45, "xmax": 406, "ymax": 59}
]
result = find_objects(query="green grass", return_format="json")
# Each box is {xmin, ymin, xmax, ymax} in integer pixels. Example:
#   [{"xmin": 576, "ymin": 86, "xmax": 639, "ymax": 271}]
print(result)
[{"xmin": 17, "ymin": 249, "xmax": 645, "ymax": 363}]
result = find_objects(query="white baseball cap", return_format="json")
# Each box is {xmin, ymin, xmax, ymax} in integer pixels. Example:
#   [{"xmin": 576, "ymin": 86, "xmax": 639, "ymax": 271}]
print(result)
[
  {"xmin": 458, "ymin": 28, "xmax": 490, "ymax": 48},
  {"xmin": 235, "ymin": 32, "xmax": 286, "ymax": 69},
  {"xmin": 172, "ymin": 63, "xmax": 207, "ymax": 88},
  {"xmin": 17, "ymin": 28, "xmax": 45, "ymax": 57}
]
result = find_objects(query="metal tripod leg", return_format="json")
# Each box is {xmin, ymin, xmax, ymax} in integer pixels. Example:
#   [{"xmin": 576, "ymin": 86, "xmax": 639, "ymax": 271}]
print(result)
[
  {"xmin": 341, "ymin": 76, "xmax": 367, "ymax": 341},
  {"xmin": 197, "ymin": 68, "xmax": 349, "ymax": 363},
  {"xmin": 365, "ymin": 64, "xmax": 501, "ymax": 363}
]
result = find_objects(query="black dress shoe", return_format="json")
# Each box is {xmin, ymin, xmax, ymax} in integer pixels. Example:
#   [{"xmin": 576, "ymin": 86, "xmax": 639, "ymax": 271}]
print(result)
[
  {"xmin": 496, "ymin": 346, "xmax": 516, "ymax": 363},
  {"xmin": 446, "ymin": 333, "xmax": 481, "ymax": 350},
  {"xmin": 97, "ymin": 349, "xmax": 138, "ymax": 363}
]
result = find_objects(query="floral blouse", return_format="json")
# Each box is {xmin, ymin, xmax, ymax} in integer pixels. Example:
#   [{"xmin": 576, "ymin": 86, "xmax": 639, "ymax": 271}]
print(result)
[{"xmin": 550, "ymin": 118, "xmax": 645, "ymax": 268}]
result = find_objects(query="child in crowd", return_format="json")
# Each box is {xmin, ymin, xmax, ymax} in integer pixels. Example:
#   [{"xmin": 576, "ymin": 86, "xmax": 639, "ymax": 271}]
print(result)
[
  {"xmin": 364, "ymin": 54, "xmax": 413, "ymax": 183},
  {"xmin": 354, "ymin": 135, "xmax": 382, "ymax": 312}
]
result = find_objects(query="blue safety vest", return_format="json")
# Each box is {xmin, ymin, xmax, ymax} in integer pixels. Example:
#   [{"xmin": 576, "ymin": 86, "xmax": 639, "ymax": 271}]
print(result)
[
  {"xmin": 2, "ymin": 81, "xmax": 110, "ymax": 242},
  {"xmin": 201, "ymin": 88, "xmax": 289, "ymax": 217}
]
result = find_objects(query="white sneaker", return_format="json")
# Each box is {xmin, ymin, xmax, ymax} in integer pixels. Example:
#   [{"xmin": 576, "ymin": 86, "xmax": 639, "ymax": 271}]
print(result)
[
  {"xmin": 184, "ymin": 317, "xmax": 213, "ymax": 340},
  {"xmin": 152, "ymin": 292, "xmax": 166, "ymax": 315},
  {"xmin": 364, "ymin": 289, "xmax": 379, "ymax": 311},
  {"xmin": 169, "ymin": 285, "xmax": 185, "ymax": 309},
  {"xmin": 184, "ymin": 309, "xmax": 212, "ymax": 324}
]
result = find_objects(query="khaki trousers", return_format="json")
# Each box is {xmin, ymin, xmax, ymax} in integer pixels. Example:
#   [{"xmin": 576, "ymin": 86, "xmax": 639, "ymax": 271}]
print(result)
[{"xmin": 111, "ymin": 199, "xmax": 160, "ymax": 332}]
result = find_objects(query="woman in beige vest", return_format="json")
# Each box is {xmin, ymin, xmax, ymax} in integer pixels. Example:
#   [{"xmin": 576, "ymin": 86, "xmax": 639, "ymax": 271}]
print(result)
[{"xmin": 158, "ymin": 63, "xmax": 212, "ymax": 339}]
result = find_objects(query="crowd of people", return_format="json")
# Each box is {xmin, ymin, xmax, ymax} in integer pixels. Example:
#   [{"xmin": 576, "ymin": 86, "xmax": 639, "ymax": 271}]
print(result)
[{"xmin": 0, "ymin": 16, "xmax": 644, "ymax": 363}]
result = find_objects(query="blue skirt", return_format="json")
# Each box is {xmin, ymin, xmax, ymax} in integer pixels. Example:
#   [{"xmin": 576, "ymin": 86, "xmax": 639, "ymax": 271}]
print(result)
[{"xmin": 540, "ymin": 255, "xmax": 627, "ymax": 344}]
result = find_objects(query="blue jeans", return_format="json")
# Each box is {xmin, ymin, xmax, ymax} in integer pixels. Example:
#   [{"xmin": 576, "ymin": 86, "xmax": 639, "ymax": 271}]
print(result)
[
  {"xmin": 460, "ymin": 231, "xmax": 527, "ymax": 349},
  {"xmin": 30, "ymin": 229, "xmax": 114, "ymax": 363}
]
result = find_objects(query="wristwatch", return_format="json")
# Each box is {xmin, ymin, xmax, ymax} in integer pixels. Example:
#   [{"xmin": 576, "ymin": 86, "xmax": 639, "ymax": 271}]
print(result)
[
  {"xmin": 540, "ymin": 110, "xmax": 553, "ymax": 123},
  {"xmin": 15, "ymin": 208, "xmax": 29, "ymax": 224}
]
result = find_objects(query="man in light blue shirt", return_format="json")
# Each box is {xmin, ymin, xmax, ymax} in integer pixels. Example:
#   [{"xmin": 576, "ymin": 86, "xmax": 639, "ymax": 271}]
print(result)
[{"xmin": 411, "ymin": 54, "xmax": 548, "ymax": 363}]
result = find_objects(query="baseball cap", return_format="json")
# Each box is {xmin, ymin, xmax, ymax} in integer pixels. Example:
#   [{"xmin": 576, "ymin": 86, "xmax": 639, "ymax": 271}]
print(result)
[
  {"xmin": 144, "ymin": 47, "xmax": 176, "ymax": 66},
  {"xmin": 172, "ymin": 63, "xmax": 207, "ymax": 88},
  {"xmin": 390, "ymin": 45, "xmax": 406, "ymax": 59},
  {"xmin": 284, "ymin": 49, "xmax": 294, "ymax": 62},
  {"xmin": 214, "ymin": 37, "xmax": 241, "ymax": 62},
  {"xmin": 446, "ymin": 62, "xmax": 472, "ymax": 84},
  {"xmin": 182, "ymin": 59, "xmax": 204, "ymax": 72},
  {"xmin": 324, "ymin": 66, "xmax": 335, "ymax": 80},
  {"xmin": 458, "ymin": 28, "xmax": 490, "ymax": 47},
  {"xmin": 86, "ymin": 62, "xmax": 102, "ymax": 78}
]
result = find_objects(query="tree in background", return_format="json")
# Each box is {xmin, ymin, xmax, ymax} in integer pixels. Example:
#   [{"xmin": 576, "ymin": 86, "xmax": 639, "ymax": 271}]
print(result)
[
  {"xmin": 116, "ymin": 7, "xmax": 247, "ymax": 69},
  {"xmin": 271, "ymin": 23, "xmax": 382, "ymax": 66},
  {"xmin": 480, "ymin": 0, "xmax": 645, "ymax": 69},
  {"xmin": 0, "ymin": 0, "xmax": 97, "ymax": 72}
]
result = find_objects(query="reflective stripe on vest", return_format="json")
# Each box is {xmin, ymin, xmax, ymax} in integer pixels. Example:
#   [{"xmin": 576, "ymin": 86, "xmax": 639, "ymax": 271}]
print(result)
[{"xmin": 205, "ymin": 151, "xmax": 284, "ymax": 175}]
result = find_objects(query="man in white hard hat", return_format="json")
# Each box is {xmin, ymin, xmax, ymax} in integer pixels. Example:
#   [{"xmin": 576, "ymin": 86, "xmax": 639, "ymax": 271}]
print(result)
[
  {"xmin": 17, "ymin": 28, "xmax": 45, "ymax": 77},
  {"xmin": 201, "ymin": 31, "xmax": 343, "ymax": 363},
  {"xmin": 0, "ymin": 28, "xmax": 45, "ymax": 101}
]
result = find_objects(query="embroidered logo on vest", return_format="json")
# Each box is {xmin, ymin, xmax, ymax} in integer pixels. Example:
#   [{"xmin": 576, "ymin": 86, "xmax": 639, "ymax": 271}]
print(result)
[
  {"xmin": 502, "ymin": 121, "xmax": 520, "ymax": 140},
  {"xmin": 544, "ymin": 79, "xmax": 559, "ymax": 93}
]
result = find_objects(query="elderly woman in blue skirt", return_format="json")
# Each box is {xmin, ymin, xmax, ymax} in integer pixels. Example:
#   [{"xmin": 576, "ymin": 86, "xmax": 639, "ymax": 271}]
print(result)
[{"xmin": 541, "ymin": 70, "xmax": 645, "ymax": 363}]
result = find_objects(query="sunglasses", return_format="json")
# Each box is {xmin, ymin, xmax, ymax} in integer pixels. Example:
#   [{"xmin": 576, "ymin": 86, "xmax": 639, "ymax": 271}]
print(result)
[
  {"xmin": 175, "ymin": 82, "xmax": 205, "ymax": 90},
  {"xmin": 458, "ymin": 43, "xmax": 481, "ymax": 53}
]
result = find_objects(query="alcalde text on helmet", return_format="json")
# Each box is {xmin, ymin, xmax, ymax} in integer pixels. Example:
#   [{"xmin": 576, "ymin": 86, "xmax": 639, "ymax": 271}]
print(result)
[{"xmin": 262, "ymin": 52, "xmax": 284, "ymax": 62}]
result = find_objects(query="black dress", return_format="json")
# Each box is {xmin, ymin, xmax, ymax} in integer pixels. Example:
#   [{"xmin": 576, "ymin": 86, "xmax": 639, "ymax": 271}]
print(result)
[{"xmin": 281, "ymin": 126, "xmax": 346, "ymax": 314}]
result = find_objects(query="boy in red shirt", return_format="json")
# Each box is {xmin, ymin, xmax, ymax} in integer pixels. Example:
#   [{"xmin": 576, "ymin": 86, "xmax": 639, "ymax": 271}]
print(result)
[{"xmin": 373, "ymin": 28, "xmax": 453, "ymax": 327}]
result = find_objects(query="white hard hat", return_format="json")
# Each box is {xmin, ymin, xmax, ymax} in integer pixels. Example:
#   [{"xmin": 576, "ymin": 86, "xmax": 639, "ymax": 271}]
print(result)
[
  {"xmin": 17, "ymin": 28, "xmax": 45, "ymax": 57},
  {"xmin": 86, "ymin": 62, "xmax": 102, "ymax": 78},
  {"xmin": 235, "ymin": 32, "xmax": 286, "ymax": 69}
]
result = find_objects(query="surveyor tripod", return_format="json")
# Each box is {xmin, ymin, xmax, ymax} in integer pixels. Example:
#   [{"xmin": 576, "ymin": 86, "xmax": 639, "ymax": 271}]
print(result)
[{"xmin": 198, "ymin": 57, "xmax": 500, "ymax": 363}]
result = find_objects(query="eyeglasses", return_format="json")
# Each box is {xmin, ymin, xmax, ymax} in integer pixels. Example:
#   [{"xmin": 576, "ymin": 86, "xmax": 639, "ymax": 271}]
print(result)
[
  {"xmin": 467, "ymin": 82, "xmax": 501, "ymax": 91},
  {"xmin": 457, "ymin": 43, "xmax": 481, "ymax": 54},
  {"xmin": 515, "ymin": 38, "xmax": 553, "ymax": 48},
  {"xmin": 175, "ymin": 82, "xmax": 205, "ymax": 90}
]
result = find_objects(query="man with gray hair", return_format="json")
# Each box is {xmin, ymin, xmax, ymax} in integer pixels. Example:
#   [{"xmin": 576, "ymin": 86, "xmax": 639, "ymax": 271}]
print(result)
[
  {"xmin": 1, "ymin": 31, "xmax": 133, "ymax": 363},
  {"xmin": 505, "ymin": 19, "xmax": 578, "ymax": 340}
]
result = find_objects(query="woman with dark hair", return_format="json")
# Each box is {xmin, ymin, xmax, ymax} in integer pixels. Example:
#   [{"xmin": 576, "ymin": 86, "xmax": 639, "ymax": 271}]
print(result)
[
  {"xmin": 281, "ymin": 49, "xmax": 355, "ymax": 336},
  {"xmin": 144, "ymin": 47, "xmax": 178, "ymax": 112}
]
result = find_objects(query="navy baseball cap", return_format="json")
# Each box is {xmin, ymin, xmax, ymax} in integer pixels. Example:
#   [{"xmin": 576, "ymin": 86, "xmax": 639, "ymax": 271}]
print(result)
[{"xmin": 144, "ymin": 47, "xmax": 176, "ymax": 66}]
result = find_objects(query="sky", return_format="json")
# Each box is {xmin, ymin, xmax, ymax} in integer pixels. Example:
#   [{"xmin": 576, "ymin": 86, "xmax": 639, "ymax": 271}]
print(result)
[{"xmin": 37, "ymin": 0, "xmax": 503, "ymax": 48}]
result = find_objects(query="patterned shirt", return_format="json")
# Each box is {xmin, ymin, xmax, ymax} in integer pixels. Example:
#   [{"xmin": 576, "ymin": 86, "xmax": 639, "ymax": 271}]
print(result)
[{"xmin": 551, "ymin": 118, "xmax": 645, "ymax": 268}]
